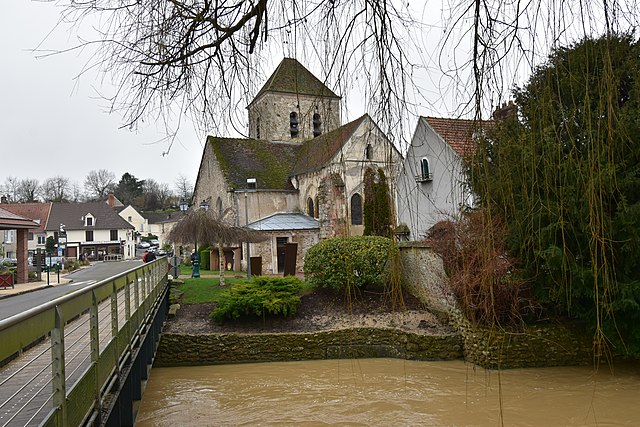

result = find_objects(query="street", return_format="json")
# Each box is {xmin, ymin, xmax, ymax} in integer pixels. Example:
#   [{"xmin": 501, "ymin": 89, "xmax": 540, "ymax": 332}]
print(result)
[{"xmin": 0, "ymin": 259, "xmax": 143, "ymax": 321}]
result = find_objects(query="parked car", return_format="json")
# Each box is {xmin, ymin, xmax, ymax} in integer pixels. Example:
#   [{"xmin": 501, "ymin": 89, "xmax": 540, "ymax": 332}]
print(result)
[
  {"xmin": 0, "ymin": 258, "xmax": 17, "ymax": 266},
  {"xmin": 137, "ymin": 241, "xmax": 151, "ymax": 249},
  {"xmin": 150, "ymin": 239, "xmax": 160, "ymax": 248}
]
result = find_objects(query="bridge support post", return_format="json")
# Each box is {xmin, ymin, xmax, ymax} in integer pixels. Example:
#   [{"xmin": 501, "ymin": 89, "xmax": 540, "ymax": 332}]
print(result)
[{"xmin": 52, "ymin": 306, "xmax": 67, "ymax": 426}]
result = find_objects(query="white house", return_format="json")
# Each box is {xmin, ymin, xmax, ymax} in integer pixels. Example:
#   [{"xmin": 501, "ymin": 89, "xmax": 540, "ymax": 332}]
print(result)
[{"xmin": 396, "ymin": 116, "xmax": 487, "ymax": 240}]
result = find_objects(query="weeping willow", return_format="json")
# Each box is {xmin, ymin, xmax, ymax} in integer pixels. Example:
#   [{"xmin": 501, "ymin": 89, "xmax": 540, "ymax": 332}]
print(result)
[{"xmin": 470, "ymin": 34, "xmax": 640, "ymax": 357}]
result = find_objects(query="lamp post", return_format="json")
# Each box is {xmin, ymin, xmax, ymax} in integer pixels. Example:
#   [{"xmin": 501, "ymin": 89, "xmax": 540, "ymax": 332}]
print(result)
[
  {"xmin": 191, "ymin": 199, "xmax": 210, "ymax": 278},
  {"xmin": 245, "ymin": 178, "xmax": 256, "ymax": 279}
]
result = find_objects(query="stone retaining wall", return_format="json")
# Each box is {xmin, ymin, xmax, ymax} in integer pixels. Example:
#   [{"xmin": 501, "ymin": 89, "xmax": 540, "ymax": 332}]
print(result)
[{"xmin": 154, "ymin": 328, "xmax": 463, "ymax": 367}]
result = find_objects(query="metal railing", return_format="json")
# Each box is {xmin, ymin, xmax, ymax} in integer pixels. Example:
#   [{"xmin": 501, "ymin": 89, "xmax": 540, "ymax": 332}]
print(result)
[{"xmin": 0, "ymin": 258, "xmax": 169, "ymax": 426}]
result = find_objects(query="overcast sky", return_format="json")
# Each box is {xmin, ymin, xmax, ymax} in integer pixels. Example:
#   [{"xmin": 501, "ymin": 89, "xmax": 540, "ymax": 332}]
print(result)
[
  {"xmin": 1, "ymin": 1, "xmax": 204, "ymax": 191},
  {"xmin": 1, "ymin": 1, "xmax": 506, "ymax": 195}
]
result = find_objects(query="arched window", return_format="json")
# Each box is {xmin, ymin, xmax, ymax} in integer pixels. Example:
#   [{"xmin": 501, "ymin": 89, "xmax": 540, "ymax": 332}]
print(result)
[
  {"xmin": 256, "ymin": 117, "xmax": 261, "ymax": 139},
  {"xmin": 313, "ymin": 113, "xmax": 322, "ymax": 137},
  {"xmin": 216, "ymin": 197, "xmax": 223, "ymax": 218},
  {"xmin": 350, "ymin": 193, "xmax": 363, "ymax": 225},
  {"xmin": 420, "ymin": 157, "xmax": 432, "ymax": 180},
  {"xmin": 290, "ymin": 112, "xmax": 299, "ymax": 137},
  {"xmin": 365, "ymin": 143, "xmax": 373, "ymax": 160},
  {"xmin": 307, "ymin": 197, "xmax": 315, "ymax": 217}
]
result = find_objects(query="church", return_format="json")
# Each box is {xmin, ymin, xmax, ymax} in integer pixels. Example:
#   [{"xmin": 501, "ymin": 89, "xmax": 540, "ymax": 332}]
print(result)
[{"xmin": 192, "ymin": 58, "xmax": 401, "ymax": 274}]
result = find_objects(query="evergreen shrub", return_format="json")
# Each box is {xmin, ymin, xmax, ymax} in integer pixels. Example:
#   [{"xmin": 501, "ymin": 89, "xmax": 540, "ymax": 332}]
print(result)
[
  {"xmin": 303, "ymin": 235, "xmax": 391, "ymax": 292},
  {"xmin": 210, "ymin": 276, "xmax": 303, "ymax": 323}
]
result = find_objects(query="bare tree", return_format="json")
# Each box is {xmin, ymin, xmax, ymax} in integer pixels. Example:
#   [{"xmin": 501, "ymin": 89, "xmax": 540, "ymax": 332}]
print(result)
[
  {"xmin": 16, "ymin": 179, "xmax": 40, "ymax": 203},
  {"xmin": 2, "ymin": 177, "xmax": 21, "ymax": 203},
  {"xmin": 49, "ymin": 0, "xmax": 422, "ymax": 154},
  {"xmin": 84, "ymin": 169, "xmax": 116, "ymax": 200},
  {"xmin": 41, "ymin": 176, "xmax": 71, "ymax": 202},
  {"xmin": 174, "ymin": 174, "xmax": 193, "ymax": 203},
  {"xmin": 168, "ymin": 207, "xmax": 265, "ymax": 285}
]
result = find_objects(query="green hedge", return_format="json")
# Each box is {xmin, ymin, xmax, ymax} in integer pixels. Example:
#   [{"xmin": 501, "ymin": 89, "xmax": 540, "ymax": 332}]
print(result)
[
  {"xmin": 303, "ymin": 235, "xmax": 392, "ymax": 292},
  {"xmin": 200, "ymin": 250, "xmax": 211, "ymax": 270},
  {"xmin": 211, "ymin": 276, "xmax": 304, "ymax": 323}
]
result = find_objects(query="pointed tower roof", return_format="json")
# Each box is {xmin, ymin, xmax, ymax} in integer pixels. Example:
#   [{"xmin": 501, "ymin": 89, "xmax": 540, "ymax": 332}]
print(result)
[{"xmin": 251, "ymin": 58, "xmax": 340, "ymax": 104}]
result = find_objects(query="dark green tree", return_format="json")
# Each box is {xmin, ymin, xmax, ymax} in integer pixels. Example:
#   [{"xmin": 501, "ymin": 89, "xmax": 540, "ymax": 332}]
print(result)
[
  {"xmin": 471, "ymin": 33, "xmax": 640, "ymax": 355},
  {"xmin": 45, "ymin": 236, "xmax": 56, "ymax": 255},
  {"xmin": 115, "ymin": 173, "xmax": 145, "ymax": 207},
  {"xmin": 363, "ymin": 168, "xmax": 393, "ymax": 237}
]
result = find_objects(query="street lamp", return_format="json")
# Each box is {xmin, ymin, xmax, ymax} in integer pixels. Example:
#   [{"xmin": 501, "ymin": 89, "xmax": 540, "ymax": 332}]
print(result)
[
  {"xmin": 179, "ymin": 199, "xmax": 189, "ymax": 214},
  {"xmin": 245, "ymin": 178, "xmax": 256, "ymax": 279},
  {"xmin": 191, "ymin": 199, "xmax": 210, "ymax": 278}
]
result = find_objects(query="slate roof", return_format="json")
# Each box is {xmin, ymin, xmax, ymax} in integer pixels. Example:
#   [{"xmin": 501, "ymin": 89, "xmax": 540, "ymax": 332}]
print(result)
[
  {"xmin": 208, "ymin": 137, "xmax": 301, "ymax": 191},
  {"xmin": 47, "ymin": 202, "xmax": 134, "ymax": 231},
  {"xmin": 291, "ymin": 115, "xmax": 367, "ymax": 176},
  {"xmin": 142, "ymin": 211, "xmax": 183, "ymax": 224},
  {"xmin": 0, "ymin": 203, "xmax": 51, "ymax": 232},
  {"xmin": 425, "ymin": 117, "xmax": 493, "ymax": 158},
  {"xmin": 247, "ymin": 213, "xmax": 320, "ymax": 231},
  {"xmin": 0, "ymin": 207, "xmax": 40, "ymax": 230},
  {"xmin": 251, "ymin": 58, "xmax": 339, "ymax": 103}
]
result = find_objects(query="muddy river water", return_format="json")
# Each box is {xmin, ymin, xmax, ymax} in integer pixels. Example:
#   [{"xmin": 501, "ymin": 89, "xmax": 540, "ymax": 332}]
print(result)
[{"xmin": 136, "ymin": 359, "xmax": 640, "ymax": 426}]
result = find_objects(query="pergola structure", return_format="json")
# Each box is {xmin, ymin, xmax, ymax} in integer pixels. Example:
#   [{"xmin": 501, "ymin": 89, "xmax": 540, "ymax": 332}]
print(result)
[{"xmin": 0, "ymin": 207, "xmax": 39, "ymax": 284}]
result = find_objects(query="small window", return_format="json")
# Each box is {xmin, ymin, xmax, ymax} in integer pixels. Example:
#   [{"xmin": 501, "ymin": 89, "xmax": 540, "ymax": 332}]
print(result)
[
  {"xmin": 110, "ymin": 230, "xmax": 118, "ymax": 241},
  {"xmin": 86, "ymin": 217, "xmax": 93, "ymax": 226},
  {"xmin": 313, "ymin": 113, "xmax": 322, "ymax": 137},
  {"xmin": 38, "ymin": 235, "xmax": 46, "ymax": 245},
  {"xmin": 350, "ymin": 193, "xmax": 363, "ymax": 225},
  {"xmin": 86, "ymin": 230, "xmax": 94, "ymax": 242},
  {"xmin": 416, "ymin": 157, "xmax": 433, "ymax": 182},
  {"xmin": 28, "ymin": 232, "xmax": 34, "ymax": 241},
  {"xmin": 128, "ymin": 216, "xmax": 132, "ymax": 222},
  {"xmin": 307, "ymin": 197, "xmax": 315, "ymax": 217},
  {"xmin": 365, "ymin": 143, "xmax": 373, "ymax": 160},
  {"xmin": 290, "ymin": 112, "xmax": 299, "ymax": 137},
  {"xmin": 256, "ymin": 117, "xmax": 261, "ymax": 139}
]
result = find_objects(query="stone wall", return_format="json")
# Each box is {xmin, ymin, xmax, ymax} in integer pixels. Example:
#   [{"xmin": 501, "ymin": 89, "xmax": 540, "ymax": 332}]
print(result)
[{"xmin": 154, "ymin": 328, "xmax": 463, "ymax": 367}]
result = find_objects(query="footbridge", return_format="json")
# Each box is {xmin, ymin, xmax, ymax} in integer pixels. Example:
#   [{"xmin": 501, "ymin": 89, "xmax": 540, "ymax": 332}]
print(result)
[{"xmin": 0, "ymin": 258, "xmax": 169, "ymax": 426}]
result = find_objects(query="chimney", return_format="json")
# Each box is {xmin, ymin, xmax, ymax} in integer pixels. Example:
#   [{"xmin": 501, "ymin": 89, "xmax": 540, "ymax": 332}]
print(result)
[
  {"xmin": 492, "ymin": 100, "xmax": 517, "ymax": 120},
  {"xmin": 107, "ymin": 192, "xmax": 115, "ymax": 208}
]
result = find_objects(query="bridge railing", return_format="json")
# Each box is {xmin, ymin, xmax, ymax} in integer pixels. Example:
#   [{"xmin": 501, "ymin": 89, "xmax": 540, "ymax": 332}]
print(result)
[{"xmin": 0, "ymin": 257, "xmax": 169, "ymax": 426}]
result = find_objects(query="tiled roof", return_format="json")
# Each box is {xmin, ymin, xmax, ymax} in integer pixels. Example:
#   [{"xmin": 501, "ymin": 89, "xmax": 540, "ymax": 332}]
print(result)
[
  {"xmin": 291, "ymin": 115, "xmax": 367, "ymax": 176},
  {"xmin": 47, "ymin": 202, "xmax": 134, "ymax": 231},
  {"xmin": 248, "ymin": 213, "xmax": 320, "ymax": 231},
  {"xmin": 209, "ymin": 137, "xmax": 301, "ymax": 191},
  {"xmin": 0, "ymin": 207, "xmax": 40, "ymax": 230},
  {"xmin": 425, "ymin": 117, "xmax": 493, "ymax": 158},
  {"xmin": 252, "ymin": 58, "xmax": 339, "ymax": 102},
  {"xmin": 0, "ymin": 203, "xmax": 51, "ymax": 232}
]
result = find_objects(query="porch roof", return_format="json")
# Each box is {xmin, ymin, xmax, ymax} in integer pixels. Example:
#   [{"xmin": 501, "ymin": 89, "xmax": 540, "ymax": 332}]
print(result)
[{"xmin": 247, "ymin": 213, "xmax": 319, "ymax": 231}]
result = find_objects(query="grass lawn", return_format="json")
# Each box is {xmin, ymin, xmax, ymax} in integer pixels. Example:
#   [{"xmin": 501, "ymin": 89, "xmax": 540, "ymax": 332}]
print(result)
[{"xmin": 178, "ymin": 277, "xmax": 248, "ymax": 304}]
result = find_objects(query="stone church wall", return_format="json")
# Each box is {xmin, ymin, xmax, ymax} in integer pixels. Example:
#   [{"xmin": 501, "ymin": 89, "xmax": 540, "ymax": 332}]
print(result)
[{"xmin": 248, "ymin": 93, "xmax": 341, "ymax": 142}]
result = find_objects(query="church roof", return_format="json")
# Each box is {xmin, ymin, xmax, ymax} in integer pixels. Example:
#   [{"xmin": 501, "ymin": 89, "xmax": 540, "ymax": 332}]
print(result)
[
  {"xmin": 424, "ymin": 117, "xmax": 492, "ymax": 158},
  {"xmin": 208, "ymin": 136, "xmax": 300, "ymax": 191},
  {"xmin": 291, "ymin": 115, "xmax": 367, "ymax": 176},
  {"xmin": 252, "ymin": 58, "xmax": 339, "ymax": 103}
]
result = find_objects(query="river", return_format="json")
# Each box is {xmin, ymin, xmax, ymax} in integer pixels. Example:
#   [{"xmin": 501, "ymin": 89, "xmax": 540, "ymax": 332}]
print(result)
[{"xmin": 136, "ymin": 359, "xmax": 640, "ymax": 426}]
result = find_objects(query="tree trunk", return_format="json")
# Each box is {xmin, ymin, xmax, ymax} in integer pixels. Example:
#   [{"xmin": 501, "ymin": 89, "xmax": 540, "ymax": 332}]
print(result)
[{"xmin": 218, "ymin": 240, "xmax": 225, "ymax": 286}]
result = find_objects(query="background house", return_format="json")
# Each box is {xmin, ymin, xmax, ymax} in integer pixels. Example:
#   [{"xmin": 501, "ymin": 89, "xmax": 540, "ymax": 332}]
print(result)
[
  {"xmin": 396, "ymin": 116, "xmax": 485, "ymax": 240},
  {"xmin": 192, "ymin": 58, "xmax": 400, "ymax": 274},
  {"xmin": 47, "ymin": 202, "xmax": 136, "ymax": 260}
]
